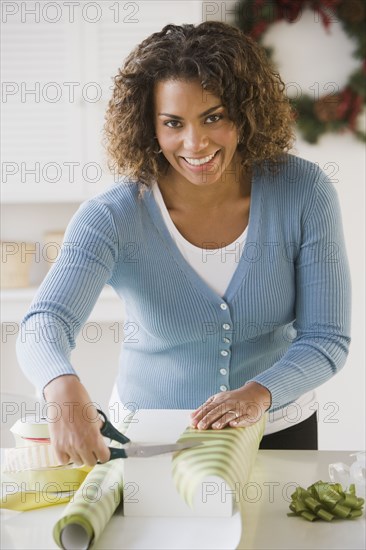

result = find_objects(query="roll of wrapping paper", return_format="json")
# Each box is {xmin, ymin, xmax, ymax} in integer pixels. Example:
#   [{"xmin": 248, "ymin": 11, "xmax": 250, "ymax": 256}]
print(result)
[
  {"xmin": 10, "ymin": 414, "xmax": 50, "ymax": 447},
  {"xmin": 1, "ymin": 488, "xmax": 74, "ymax": 512},
  {"xmin": 53, "ymin": 459, "xmax": 124, "ymax": 549},
  {"xmin": 53, "ymin": 414, "xmax": 134, "ymax": 550},
  {"xmin": 172, "ymin": 413, "xmax": 267, "ymax": 550},
  {"xmin": 3, "ymin": 444, "xmax": 68, "ymax": 472},
  {"xmin": 1, "ymin": 418, "xmax": 92, "ymax": 512},
  {"xmin": 1, "ymin": 464, "xmax": 92, "ymax": 511}
]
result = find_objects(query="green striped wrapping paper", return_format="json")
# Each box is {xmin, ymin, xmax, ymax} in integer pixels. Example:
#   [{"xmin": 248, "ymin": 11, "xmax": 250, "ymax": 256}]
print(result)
[
  {"xmin": 53, "ymin": 413, "xmax": 266, "ymax": 549},
  {"xmin": 52, "ymin": 415, "xmax": 133, "ymax": 550},
  {"xmin": 172, "ymin": 414, "xmax": 267, "ymax": 549},
  {"xmin": 53, "ymin": 458, "xmax": 124, "ymax": 549},
  {"xmin": 173, "ymin": 414, "xmax": 266, "ymax": 507}
]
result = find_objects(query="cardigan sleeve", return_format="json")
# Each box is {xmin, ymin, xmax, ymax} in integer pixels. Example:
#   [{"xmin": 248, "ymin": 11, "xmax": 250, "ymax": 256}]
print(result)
[
  {"xmin": 15, "ymin": 199, "xmax": 119, "ymax": 396},
  {"xmin": 249, "ymin": 168, "xmax": 352, "ymax": 410}
]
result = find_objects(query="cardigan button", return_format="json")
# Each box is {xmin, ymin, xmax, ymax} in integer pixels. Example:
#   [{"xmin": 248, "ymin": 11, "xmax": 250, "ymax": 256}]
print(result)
[
  {"xmin": 220, "ymin": 385, "xmax": 228, "ymax": 392},
  {"xmin": 220, "ymin": 368, "xmax": 227, "ymax": 375},
  {"xmin": 220, "ymin": 303, "xmax": 228, "ymax": 310},
  {"xmin": 220, "ymin": 350, "xmax": 229, "ymax": 357},
  {"xmin": 222, "ymin": 323, "xmax": 231, "ymax": 330}
]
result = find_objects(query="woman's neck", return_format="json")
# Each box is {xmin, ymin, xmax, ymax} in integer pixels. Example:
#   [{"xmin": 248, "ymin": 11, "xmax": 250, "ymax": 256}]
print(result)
[{"xmin": 157, "ymin": 165, "xmax": 252, "ymax": 213}]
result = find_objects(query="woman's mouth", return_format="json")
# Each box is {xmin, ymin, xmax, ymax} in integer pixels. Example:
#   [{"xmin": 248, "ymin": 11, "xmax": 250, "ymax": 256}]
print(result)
[{"xmin": 181, "ymin": 150, "xmax": 221, "ymax": 170}]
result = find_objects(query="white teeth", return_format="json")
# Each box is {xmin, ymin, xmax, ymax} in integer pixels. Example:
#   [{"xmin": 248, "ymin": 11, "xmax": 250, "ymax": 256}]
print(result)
[{"xmin": 184, "ymin": 151, "xmax": 217, "ymax": 166}]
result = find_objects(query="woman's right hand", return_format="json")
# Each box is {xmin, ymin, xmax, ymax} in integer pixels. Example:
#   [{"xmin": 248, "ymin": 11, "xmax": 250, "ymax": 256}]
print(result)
[{"xmin": 43, "ymin": 375, "xmax": 111, "ymax": 467}]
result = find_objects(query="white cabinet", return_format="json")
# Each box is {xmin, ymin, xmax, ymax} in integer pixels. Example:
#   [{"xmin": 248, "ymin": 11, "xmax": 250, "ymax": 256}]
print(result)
[
  {"xmin": 1, "ymin": 1, "xmax": 203, "ymax": 322},
  {"xmin": 2, "ymin": 1, "xmax": 203, "ymax": 204},
  {"xmin": 1, "ymin": 14, "xmax": 85, "ymax": 203}
]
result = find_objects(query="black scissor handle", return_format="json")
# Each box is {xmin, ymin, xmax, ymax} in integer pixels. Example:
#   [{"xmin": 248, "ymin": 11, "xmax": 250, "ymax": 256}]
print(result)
[
  {"xmin": 97, "ymin": 409, "xmax": 131, "ymax": 445},
  {"xmin": 108, "ymin": 447, "xmax": 129, "ymax": 460},
  {"xmin": 96, "ymin": 446, "xmax": 128, "ymax": 461}
]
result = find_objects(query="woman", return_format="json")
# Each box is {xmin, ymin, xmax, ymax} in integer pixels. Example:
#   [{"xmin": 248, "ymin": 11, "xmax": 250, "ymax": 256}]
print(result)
[{"xmin": 16, "ymin": 21, "xmax": 351, "ymax": 466}]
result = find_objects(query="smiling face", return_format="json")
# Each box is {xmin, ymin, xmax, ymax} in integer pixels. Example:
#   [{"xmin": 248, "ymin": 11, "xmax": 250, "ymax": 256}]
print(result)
[{"xmin": 153, "ymin": 79, "xmax": 241, "ymax": 189}]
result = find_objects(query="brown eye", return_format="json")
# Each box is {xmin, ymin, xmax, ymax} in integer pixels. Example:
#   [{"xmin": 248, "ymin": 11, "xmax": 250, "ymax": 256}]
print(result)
[
  {"xmin": 205, "ymin": 114, "xmax": 223, "ymax": 124},
  {"xmin": 164, "ymin": 120, "xmax": 182, "ymax": 128}
]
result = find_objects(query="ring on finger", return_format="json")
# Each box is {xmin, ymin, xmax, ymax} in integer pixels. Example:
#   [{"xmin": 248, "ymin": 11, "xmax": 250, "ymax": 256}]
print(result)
[{"xmin": 227, "ymin": 409, "xmax": 239, "ymax": 418}]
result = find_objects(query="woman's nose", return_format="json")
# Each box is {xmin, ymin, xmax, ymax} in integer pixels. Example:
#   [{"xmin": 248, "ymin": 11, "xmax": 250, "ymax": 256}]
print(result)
[{"xmin": 183, "ymin": 126, "xmax": 208, "ymax": 152}]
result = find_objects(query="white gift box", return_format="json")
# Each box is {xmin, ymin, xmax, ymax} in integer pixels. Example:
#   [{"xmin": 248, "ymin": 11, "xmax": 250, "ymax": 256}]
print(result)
[{"xmin": 119, "ymin": 410, "xmax": 235, "ymax": 517}]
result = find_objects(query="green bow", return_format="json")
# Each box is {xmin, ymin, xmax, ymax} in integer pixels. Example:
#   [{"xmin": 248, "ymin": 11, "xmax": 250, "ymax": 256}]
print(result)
[{"xmin": 288, "ymin": 481, "xmax": 364, "ymax": 522}]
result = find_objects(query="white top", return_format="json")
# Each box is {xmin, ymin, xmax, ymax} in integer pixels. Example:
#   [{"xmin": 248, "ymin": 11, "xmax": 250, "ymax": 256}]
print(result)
[{"xmin": 152, "ymin": 183, "xmax": 248, "ymax": 297}]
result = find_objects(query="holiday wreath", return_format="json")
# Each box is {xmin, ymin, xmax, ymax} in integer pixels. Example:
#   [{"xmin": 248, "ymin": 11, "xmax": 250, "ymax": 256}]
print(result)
[{"xmin": 235, "ymin": 0, "xmax": 366, "ymax": 143}]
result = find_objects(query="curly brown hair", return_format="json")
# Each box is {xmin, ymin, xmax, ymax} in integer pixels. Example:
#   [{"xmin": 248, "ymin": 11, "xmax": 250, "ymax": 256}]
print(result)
[{"xmin": 103, "ymin": 21, "xmax": 296, "ymax": 187}]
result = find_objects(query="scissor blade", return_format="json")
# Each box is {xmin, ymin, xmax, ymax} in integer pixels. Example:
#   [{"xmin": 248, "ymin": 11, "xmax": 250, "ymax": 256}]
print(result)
[{"xmin": 124, "ymin": 441, "xmax": 203, "ymax": 458}]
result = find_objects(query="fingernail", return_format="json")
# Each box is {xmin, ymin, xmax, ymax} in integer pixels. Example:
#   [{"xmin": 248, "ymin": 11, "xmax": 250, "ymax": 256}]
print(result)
[
  {"xmin": 198, "ymin": 422, "xmax": 206, "ymax": 429},
  {"xmin": 212, "ymin": 422, "xmax": 220, "ymax": 429}
]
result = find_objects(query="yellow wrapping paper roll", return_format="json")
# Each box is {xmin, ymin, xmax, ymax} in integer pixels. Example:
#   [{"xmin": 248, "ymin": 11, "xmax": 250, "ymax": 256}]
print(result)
[
  {"xmin": 1, "ymin": 466, "xmax": 92, "ymax": 493},
  {"xmin": 1, "ymin": 466, "xmax": 92, "ymax": 511},
  {"xmin": 0, "ymin": 491, "xmax": 72, "ymax": 512}
]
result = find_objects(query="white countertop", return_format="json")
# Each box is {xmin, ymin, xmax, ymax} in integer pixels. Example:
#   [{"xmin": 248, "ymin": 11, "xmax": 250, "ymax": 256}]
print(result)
[{"xmin": 1, "ymin": 450, "xmax": 365, "ymax": 549}]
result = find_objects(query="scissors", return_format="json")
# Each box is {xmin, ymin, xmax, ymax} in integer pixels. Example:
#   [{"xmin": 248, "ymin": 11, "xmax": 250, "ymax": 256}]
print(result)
[{"xmin": 97, "ymin": 409, "xmax": 202, "ymax": 460}]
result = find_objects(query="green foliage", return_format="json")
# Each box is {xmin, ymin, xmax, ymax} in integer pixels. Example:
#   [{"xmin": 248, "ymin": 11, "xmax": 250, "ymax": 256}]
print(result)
[{"xmin": 235, "ymin": 0, "xmax": 366, "ymax": 144}]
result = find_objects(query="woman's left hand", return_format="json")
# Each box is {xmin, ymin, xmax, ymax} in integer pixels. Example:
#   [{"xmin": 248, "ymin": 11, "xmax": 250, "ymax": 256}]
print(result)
[{"xmin": 190, "ymin": 381, "xmax": 271, "ymax": 430}]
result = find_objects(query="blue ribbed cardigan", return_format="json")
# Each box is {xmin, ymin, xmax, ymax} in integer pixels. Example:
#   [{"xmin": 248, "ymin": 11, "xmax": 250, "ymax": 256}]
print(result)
[{"xmin": 16, "ymin": 154, "xmax": 352, "ymax": 413}]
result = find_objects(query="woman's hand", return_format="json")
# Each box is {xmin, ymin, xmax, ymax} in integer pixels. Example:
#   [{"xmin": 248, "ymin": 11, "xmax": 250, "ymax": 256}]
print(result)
[
  {"xmin": 190, "ymin": 381, "xmax": 271, "ymax": 430},
  {"xmin": 44, "ymin": 375, "xmax": 111, "ymax": 467}
]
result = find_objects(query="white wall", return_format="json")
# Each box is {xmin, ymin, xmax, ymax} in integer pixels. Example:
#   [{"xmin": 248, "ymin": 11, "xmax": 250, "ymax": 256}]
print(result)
[{"xmin": 1, "ymin": 2, "xmax": 365, "ymax": 450}]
